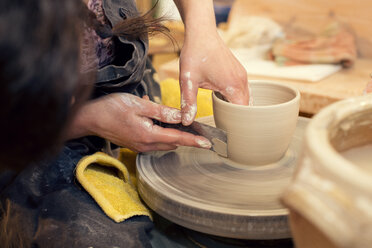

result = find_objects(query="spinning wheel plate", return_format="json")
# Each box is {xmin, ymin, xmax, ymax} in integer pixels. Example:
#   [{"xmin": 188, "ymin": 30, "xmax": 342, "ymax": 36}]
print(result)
[{"xmin": 137, "ymin": 116, "xmax": 309, "ymax": 239}]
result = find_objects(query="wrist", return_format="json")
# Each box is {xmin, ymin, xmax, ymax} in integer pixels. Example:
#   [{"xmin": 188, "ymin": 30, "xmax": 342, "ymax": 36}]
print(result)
[
  {"xmin": 65, "ymin": 102, "xmax": 95, "ymax": 140},
  {"xmin": 174, "ymin": 0, "xmax": 217, "ymax": 39}
]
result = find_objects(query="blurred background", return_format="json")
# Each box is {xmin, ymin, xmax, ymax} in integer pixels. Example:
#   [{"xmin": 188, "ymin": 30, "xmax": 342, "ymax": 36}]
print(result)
[{"xmin": 135, "ymin": 0, "xmax": 372, "ymax": 117}]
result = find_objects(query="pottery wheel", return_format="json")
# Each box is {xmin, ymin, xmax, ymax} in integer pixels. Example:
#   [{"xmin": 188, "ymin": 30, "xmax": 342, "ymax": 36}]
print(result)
[{"xmin": 137, "ymin": 116, "xmax": 309, "ymax": 240}]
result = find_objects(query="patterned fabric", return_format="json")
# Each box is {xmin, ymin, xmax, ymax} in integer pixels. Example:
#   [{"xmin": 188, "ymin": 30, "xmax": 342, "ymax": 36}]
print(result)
[
  {"xmin": 81, "ymin": 0, "xmax": 115, "ymax": 73},
  {"xmin": 269, "ymin": 22, "xmax": 356, "ymax": 68}
]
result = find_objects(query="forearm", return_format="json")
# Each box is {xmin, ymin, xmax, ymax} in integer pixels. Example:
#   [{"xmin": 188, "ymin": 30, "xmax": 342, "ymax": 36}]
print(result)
[{"xmin": 173, "ymin": 0, "xmax": 217, "ymax": 38}]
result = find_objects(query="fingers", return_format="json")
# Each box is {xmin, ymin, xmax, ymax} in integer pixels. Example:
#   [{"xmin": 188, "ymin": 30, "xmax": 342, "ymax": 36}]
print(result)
[
  {"xmin": 139, "ymin": 100, "xmax": 182, "ymax": 124},
  {"xmin": 221, "ymin": 86, "xmax": 250, "ymax": 105},
  {"xmin": 134, "ymin": 122, "xmax": 213, "ymax": 152},
  {"xmin": 219, "ymin": 72, "xmax": 250, "ymax": 105},
  {"xmin": 139, "ymin": 143, "xmax": 178, "ymax": 152},
  {"xmin": 180, "ymin": 71, "xmax": 198, "ymax": 126},
  {"xmin": 150, "ymin": 125, "xmax": 212, "ymax": 149}
]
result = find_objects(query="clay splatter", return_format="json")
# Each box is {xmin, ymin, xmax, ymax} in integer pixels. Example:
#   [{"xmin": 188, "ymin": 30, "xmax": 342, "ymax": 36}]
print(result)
[
  {"xmin": 161, "ymin": 108, "xmax": 182, "ymax": 122},
  {"xmin": 142, "ymin": 119, "xmax": 153, "ymax": 131},
  {"xmin": 181, "ymin": 96, "xmax": 187, "ymax": 109},
  {"xmin": 187, "ymin": 79, "xmax": 193, "ymax": 91},
  {"xmin": 119, "ymin": 94, "xmax": 142, "ymax": 108},
  {"xmin": 225, "ymin": 86, "xmax": 235, "ymax": 96},
  {"xmin": 196, "ymin": 138, "xmax": 212, "ymax": 148},
  {"xmin": 184, "ymin": 104, "xmax": 197, "ymax": 124}
]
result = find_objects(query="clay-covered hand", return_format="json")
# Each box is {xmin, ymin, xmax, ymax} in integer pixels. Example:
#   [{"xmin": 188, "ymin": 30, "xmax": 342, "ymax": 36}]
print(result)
[
  {"xmin": 179, "ymin": 32, "xmax": 249, "ymax": 125},
  {"xmin": 68, "ymin": 93, "xmax": 212, "ymax": 152},
  {"xmin": 173, "ymin": 0, "xmax": 249, "ymax": 126}
]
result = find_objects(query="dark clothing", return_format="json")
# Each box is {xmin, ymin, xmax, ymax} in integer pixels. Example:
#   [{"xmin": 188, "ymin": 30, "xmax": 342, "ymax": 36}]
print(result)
[
  {"xmin": 88, "ymin": 0, "xmax": 161, "ymax": 150},
  {"xmin": 0, "ymin": 144, "xmax": 153, "ymax": 248},
  {"xmin": 94, "ymin": 0, "xmax": 160, "ymax": 102},
  {"xmin": 0, "ymin": 0, "xmax": 159, "ymax": 247}
]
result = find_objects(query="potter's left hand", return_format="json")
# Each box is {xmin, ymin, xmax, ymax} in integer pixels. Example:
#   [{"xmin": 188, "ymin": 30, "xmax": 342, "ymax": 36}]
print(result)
[{"xmin": 174, "ymin": 0, "xmax": 249, "ymax": 126}]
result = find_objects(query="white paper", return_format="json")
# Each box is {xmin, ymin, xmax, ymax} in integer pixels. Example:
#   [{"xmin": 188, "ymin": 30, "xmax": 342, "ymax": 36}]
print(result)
[{"xmin": 232, "ymin": 47, "xmax": 342, "ymax": 82}]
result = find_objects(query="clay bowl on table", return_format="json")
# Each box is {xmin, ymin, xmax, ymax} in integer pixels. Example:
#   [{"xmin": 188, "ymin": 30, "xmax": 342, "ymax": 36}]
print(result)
[
  {"xmin": 212, "ymin": 80, "xmax": 300, "ymax": 165},
  {"xmin": 281, "ymin": 94, "xmax": 372, "ymax": 248}
]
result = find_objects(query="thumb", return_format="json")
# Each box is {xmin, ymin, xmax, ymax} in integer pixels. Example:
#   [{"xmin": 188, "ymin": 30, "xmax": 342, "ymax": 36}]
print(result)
[{"xmin": 180, "ymin": 71, "xmax": 198, "ymax": 126}]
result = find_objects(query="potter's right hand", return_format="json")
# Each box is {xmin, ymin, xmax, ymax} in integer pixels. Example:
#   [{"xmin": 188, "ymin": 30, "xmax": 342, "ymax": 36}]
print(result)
[
  {"xmin": 174, "ymin": 0, "xmax": 249, "ymax": 126},
  {"xmin": 67, "ymin": 93, "xmax": 212, "ymax": 152}
]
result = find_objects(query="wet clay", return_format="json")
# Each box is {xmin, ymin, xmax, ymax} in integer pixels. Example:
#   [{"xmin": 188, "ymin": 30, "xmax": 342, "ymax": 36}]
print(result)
[
  {"xmin": 282, "ymin": 95, "xmax": 372, "ymax": 248},
  {"xmin": 213, "ymin": 80, "xmax": 300, "ymax": 165},
  {"xmin": 341, "ymin": 143, "xmax": 372, "ymax": 174}
]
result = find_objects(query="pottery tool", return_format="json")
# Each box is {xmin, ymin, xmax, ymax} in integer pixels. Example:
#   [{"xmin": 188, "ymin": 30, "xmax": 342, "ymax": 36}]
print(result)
[
  {"xmin": 159, "ymin": 120, "xmax": 227, "ymax": 157},
  {"xmin": 137, "ymin": 116, "xmax": 309, "ymax": 240}
]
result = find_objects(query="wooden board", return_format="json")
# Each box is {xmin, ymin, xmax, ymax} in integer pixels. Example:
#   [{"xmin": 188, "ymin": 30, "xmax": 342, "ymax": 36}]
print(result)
[{"xmin": 229, "ymin": 0, "xmax": 372, "ymax": 58}]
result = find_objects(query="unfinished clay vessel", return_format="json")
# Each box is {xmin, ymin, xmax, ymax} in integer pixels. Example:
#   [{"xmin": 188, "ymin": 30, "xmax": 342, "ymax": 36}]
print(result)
[
  {"xmin": 212, "ymin": 80, "xmax": 300, "ymax": 165},
  {"xmin": 281, "ymin": 94, "xmax": 372, "ymax": 248}
]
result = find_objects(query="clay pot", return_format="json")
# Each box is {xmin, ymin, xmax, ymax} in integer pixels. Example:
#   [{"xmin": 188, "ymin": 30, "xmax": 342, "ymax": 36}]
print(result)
[
  {"xmin": 212, "ymin": 80, "xmax": 300, "ymax": 165},
  {"xmin": 281, "ymin": 94, "xmax": 372, "ymax": 248}
]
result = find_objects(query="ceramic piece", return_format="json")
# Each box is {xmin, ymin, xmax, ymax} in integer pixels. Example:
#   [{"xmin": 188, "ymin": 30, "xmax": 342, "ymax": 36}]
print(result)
[
  {"xmin": 212, "ymin": 80, "xmax": 300, "ymax": 165},
  {"xmin": 281, "ymin": 94, "xmax": 372, "ymax": 248},
  {"xmin": 137, "ymin": 116, "xmax": 309, "ymax": 240}
]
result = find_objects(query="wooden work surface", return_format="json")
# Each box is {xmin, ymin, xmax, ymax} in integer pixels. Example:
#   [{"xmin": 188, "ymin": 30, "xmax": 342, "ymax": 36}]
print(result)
[{"xmin": 156, "ymin": 0, "xmax": 372, "ymax": 115}]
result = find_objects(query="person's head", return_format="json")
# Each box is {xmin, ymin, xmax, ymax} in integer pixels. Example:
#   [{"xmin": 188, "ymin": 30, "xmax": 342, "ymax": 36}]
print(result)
[{"xmin": 0, "ymin": 0, "xmax": 92, "ymax": 170}]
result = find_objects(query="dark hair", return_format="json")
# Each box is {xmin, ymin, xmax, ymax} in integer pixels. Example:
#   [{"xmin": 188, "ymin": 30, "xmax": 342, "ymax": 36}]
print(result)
[
  {"xmin": 0, "ymin": 0, "xmax": 92, "ymax": 170},
  {"xmin": 83, "ymin": 0, "xmax": 171, "ymax": 41}
]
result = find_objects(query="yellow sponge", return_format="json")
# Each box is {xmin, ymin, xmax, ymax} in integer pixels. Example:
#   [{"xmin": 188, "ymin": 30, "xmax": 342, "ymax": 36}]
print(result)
[
  {"xmin": 75, "ymin": 152, "xmax": 151, "ymax": 223},
  {"xmin": 160, "ymin": 78, "xmax": 213, "ymax": 118},
  {"xmin": 117, "ymin": 148, "xmax": 138, "ymax": 187}
]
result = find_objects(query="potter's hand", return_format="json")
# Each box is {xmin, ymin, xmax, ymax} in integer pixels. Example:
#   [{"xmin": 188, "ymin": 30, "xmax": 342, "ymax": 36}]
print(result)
[
  {"xmin": 174, "ymin": 0, "xmax": 249, "ymax": 126},
  {"xmin": 179, "ymin": 32, "xmax": 249, "ymax": 125},
  {"xmin": 67, "ymin": 93, "xmax": 211, "ymax": 152}
]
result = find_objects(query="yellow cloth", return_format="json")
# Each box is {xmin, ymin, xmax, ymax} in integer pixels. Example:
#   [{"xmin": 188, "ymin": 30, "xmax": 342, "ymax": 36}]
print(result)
[
  {"xmin": 160, "ymin": 78, "xmax": 213, "ymax": 118},
  {"xmin": 118, "ymin": 148, "xmax": 138, "ymax": 187},
  {"xmin": 75, "ymin": 151, "xmax": 151, "ymax": 223}
]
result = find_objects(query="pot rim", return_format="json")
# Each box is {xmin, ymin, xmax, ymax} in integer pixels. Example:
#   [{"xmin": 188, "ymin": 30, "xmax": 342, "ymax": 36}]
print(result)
[
  {"xmin": 212, "ymin": 80, "xmax": 300, "ymax": 109},
  {"xmin": 306, "ymin": 94, "xmax": 372, "ymax": 192}
]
